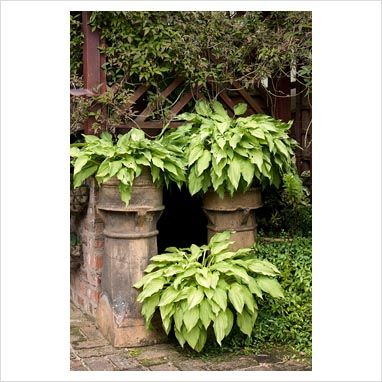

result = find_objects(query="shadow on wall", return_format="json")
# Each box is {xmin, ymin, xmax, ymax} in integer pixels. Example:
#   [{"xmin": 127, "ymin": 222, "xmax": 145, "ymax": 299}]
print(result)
[{"xmin": 157, "ymin": 185, "xmax": 208, "ymax": 253}]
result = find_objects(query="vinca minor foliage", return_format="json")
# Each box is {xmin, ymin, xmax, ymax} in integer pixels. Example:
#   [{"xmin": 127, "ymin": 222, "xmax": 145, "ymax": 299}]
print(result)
[
  {"xmin": 162, "ymin": 100, "xmax": 301, "ymax": 198},
  {"xmin": 134, "ymin": 231, "xmax": 284, "ymax": 352},
  {"xmin": 70, "ymin": 128, "xmax": 186, "ymax": 206}
]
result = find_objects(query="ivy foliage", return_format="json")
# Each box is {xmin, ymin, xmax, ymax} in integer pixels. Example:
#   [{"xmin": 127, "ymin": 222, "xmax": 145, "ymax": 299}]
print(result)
[
  {"xmin": 160, "ymin": 100, "xmax": 302, "ymax": 198},
  {"xmin": 70, "ymin": 11, "xmax": 311, "ymax": 133},
  {"xmin": 70, "ymin": 12, "xmax": 83, "ymax": 76},
  {"xmin": 78, "ymin": 11, "xmax": 311, "ymax": 91},
  {"xmin": 134, "ymin": 231, "xmax": 284, "ymax": 352},
  {"xmin": 252, "ymin": 237, "xmax": 312, "ymax": 355},
  {"xmin": 70, "ymin": 129, "xmax": 186, "ymax": 205}
]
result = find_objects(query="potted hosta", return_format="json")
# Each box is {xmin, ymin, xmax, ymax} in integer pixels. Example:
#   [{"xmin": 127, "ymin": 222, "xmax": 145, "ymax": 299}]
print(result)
[
  {"xmin": 70, "ymin": 128, "xmax": 186, "ymax": 207},
  {"xmin": 133, "ymin": 231, "xmax": 284, "ymax": 352},
  {"xmin": 162, "ymin": 100, "xmax": 302, "ymax": 249},
  {"xmin": 70, "ymin": 128, "xmax": 186, "ymax": 347}
]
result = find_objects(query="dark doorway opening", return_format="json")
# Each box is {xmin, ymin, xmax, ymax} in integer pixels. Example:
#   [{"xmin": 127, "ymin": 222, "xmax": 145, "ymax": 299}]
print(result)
[{"xmin": 157, "ymin": 185, "xmax": 208, "ymax": 253}]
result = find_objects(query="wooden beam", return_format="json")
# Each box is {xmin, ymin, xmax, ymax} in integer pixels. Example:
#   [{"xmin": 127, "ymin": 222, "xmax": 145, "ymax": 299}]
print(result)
[
  {"xmin": 134, "ymin": 78, "xmax": 184, "ymax": 123},
  {"xmin": 169, "ymin": 86, "xmax": 200, "ymax": 117},
  {"xmin": 232, "ymin": 81, "xmax": 265, "ymax": 114}
]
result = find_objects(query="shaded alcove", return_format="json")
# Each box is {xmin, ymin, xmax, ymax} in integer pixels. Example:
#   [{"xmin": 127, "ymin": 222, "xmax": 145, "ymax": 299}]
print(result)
[{"xmin": 157, "ymin": 185, "xmax": 208, "ymax": 253}]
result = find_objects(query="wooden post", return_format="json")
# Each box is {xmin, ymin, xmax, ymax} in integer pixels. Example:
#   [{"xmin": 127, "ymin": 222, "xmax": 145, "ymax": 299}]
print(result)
[
  {"xmin": 82, "ymin": 11, "xmax": 106, "ymax": 134},
  {"xmin": 270, "ymin": 75, "xmax": 291, "ymax": 122}
]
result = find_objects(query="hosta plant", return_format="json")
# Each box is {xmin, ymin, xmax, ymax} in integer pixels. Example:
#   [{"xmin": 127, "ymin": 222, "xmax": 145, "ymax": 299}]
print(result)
[
  {"xmin": 162, "ymin": 100, "xmax": 302, "ymax": 198},
  {"xmin": 133, "ymin": 231, "xmax": 284, "ymax": 352},
  {"xmin": 70, "ymin": 128, "xmax": 186, "ymax": 205}
]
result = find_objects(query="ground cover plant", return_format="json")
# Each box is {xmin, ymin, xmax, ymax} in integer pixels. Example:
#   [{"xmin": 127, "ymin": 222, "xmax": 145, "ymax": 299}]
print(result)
[
  {"xmin": 197, "ymin": 236, "xmax": 312, "ymax": 358},
  {"xmin": 70, "ymin": 128, "xmax": 185, "ymax": 205},
  {"xmin": 134, "ymin": 231, "xmax": 284, "ymax": 352}
]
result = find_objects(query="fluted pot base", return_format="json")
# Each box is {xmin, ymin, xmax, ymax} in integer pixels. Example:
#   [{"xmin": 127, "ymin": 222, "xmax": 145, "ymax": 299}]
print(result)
[{"xmin": 96, "ymin": 294, "xmax": 166, "ymax": 348}]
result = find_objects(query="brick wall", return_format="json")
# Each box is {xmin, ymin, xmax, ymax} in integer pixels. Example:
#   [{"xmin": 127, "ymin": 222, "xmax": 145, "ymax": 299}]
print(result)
[{"xmin": 70, "ymin": 178, "xmax": 104, "ymax": 317}]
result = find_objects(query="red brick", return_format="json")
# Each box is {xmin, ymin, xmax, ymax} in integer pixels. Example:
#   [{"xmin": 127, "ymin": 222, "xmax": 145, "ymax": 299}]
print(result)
[
  {"xmin": 94, "ymin": 222, "xmax": 104, "ymax": 235},
  {"xmin": 95, "ymin": 239, "xmax": 104, "ymax": 249},
  {"xmin": 89, "ymin": 255, "xmax": 103, "ymax": 270},
  {"xmin": 77, "ymin": 296, "xmax": 84, "ymax": 307},
  {"xmin": 86, "ymin": 271, "xmax": 101, "ymax": 287}
]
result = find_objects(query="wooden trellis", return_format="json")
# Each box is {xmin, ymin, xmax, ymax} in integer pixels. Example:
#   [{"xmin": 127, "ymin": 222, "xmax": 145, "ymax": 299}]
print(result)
[{"xmin": 70, "ymin": 11, "xmax": 312, "ymax": 174}]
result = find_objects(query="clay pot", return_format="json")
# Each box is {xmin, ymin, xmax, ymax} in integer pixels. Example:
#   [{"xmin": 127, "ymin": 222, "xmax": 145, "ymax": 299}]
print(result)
[{"xmin": 203, "ymin": 188, "xmax": 262, "ymax": 251}]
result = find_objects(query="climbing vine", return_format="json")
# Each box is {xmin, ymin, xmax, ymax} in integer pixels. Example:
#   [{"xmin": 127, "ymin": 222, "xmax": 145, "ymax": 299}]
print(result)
[{"xmin": 70, "ymin": 11, "xmax": 312, "ymax": 133}]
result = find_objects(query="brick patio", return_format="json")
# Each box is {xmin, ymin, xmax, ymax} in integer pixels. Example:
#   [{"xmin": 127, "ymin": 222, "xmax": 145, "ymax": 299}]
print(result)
[{"xmin": 70, "ymin": 303, "xmax": 311, "ymax": 371}]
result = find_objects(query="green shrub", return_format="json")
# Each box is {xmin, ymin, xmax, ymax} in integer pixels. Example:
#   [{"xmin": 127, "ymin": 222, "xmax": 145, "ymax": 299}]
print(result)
[
  {"xmin": 251, "ymin": 237, "xmax": 312, "ymax": 355},
  {"xmin": 133, "ymin": 231, "xmax": 284, "ymax": 352},
  {"xmin": 256, "ymin": 185, "xmax": 312, "ymax": 237}
]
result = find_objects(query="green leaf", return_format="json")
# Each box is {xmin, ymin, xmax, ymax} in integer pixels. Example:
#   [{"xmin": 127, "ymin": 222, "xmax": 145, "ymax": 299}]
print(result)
[
  {"xmin": 183, "ymin": 306, "xmax": 199, "ymax": 332},
  {"xmin": 211, "ymin": 100, "xmax": 229, "ymax": 119},
  {"xmin": 228, "ymin": 265, "xmax": 251, "ymax": 283},
  {"xmin": 195, "ymin": 100, "xmax": 212, "ymax": 117},
  {"xmin": 96, "ymin": 158, "xmax": 111, "ymax": 179},
  {"xmin": 227, "ymin": 156, "xmax": 242, "ymax": 190},
  {"xmin": 152, "ymin": 156, "xmax": 164, "ymax": 170},
  {"xmin": 212, "ymin": 288, "xmax": 227, "ymax": 311},
  {"xmin": 195, "ymin": 273, "xmax": 210, "ymax": 289},
  {"xmin": 199, "ymin": 299, "xmax": 212, "ymax": 329},
  {"xmin": 173, "ymin": 269, "xmax": 198, "ymax": 289},
  {"xmin": 138, "ymin": 277, "xmax": 165, "ymax": 300},
  {"xmin": 188, "ymin": 145, "xmax": 204, "ymax": 166},
  {"xmin": 214, "ymin": 251, "xmax": 236, "ymax": 263},
  {"xmin": 163, "ymin": 161, "xmax": 180, "ymax": 176},
  {"xmin": 238, "ymin": 157, "xmax": 255, "ymax": 186},
  {"xmin": 194, "ymin": 327, "xmax": 207, "ymax": 352},
  {"xmin": 213, "ymin": 311, "xmax": 227, "ymax": 345},
  {"xmin": 70, "ymin": 146, "xmax": 81, "ymax": 157},
  {"xmin": 247, "ymin": 260, "xmax": 279, "ymax": 276},
  {"xmin": 210, "ymin": 231, "xmax": 231, "ymax": 245},
  {"xmin": 188, "ymin": 166, "xmax": 203, "ymax": 195},
  {"xmin": 149, "ymin": 253, "xmax": 184, "ymax": 263},
  {"xmin": 210, "ymin": 241, "xmax": 232, "ymax": 256},
  {"xmin": 130, "ymin": 128, "xmax": 145, "ymax": 142},
  {"xmin": 250, "ymin": 150, "xmax": 264, "ymax": 171},
  {"xmin": 159, "ymin": 303, "xmax": 175, "ymax": 320},
  {"xmin": 73, "ymin": 156, "xmax": 90, "ymax": 175},
  {"xmin": 196, "ymin": 150, "xmax": 211, "ymax": 176},
  {"xmin": 256, "ymin": 276, "xmax": 284, "ymax": 298},
  {"xmin": 158, "ymin": 286, "xmax": 179, "ymax": 306},
  {"xmin": 109, "ymin": 160, "xmax": 122, "ymax": 177},
  {"xmin": 141, "ymin": 293, "xmax": 160, "ymax": 326},
  {"xmin": 237, "ymin": 309, "xmax": 255, "ymax": 336},
  {"xmin": 174, "ymin": 328, "xmax": 186, "ymax": 347},
  {"xmin": 133, "ymin": 269, "xmax": 164, "ymax": 289},
  {"xmin": 228, "ymin": 283, "xmax": 245, "ymax": 313},
  {"xmin": 234, "ymin": 103, "xmax": 248, "ymax": 116},
  {"xmin": 229, "ymin": 133, "xmax": 242, "ymax": 149},
  {"xmin": 275, "ymin": 139, "xmax": 290, "ymax": 158},
  {"xmin": 162, "ymin": 314, "xmax": 173, "ymax": 335},
  {"xmin": 73, "ymin": 164, "xmax": 98, "ymax": 188},
  {"xmin": 187, "ymin": 287, "xmax": 204, "ymax": 309},
  {"xmin": 100, "ymin": 131, "xmax": 113, "ymax": 143},
  {"xmin": 247, "ymin": 278, "xmax": 263, "ymax": 298},
  {"xmin": 225, "ymin": 308, "xmax": 234, "ymax": 336},
  {"xmin": 210, "ymin": 272, "xmax": 219, "ymax": 289},
  {"xmin": 118, "ymin": 182, "xmax": 132, "ymax": 206},
  {"xmin": 183, "ymin": 324, "xmax": 200, "ymax": 349},
  {"xmin": 173, "ymin": 307, "xmax": 183, "ymax": 332},
  {"xmin": 241, "ymin": 285, "xmax": 257, "ymax": 313}
]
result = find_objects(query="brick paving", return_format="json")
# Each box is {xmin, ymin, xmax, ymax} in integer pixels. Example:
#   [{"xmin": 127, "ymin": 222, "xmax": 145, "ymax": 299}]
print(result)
[{"xmin": 70, "ymin": 303, "xmax": 311, "ymax": 371}]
